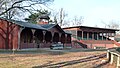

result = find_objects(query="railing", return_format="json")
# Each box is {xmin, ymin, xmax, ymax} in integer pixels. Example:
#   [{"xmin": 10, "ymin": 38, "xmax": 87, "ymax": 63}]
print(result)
[
  {"xmin": 107, "ymin": 49, "xmax": 120, "ymax": 68},
  {"xmin": 72, "ymin": 36, "xmax": 108, "ymax": 40},
  {"xmin": 113, "ymin": 40, "xmax": 120, "ymax": 47},
  {"xmin": 72, "ymin": 40, "xmax": 87, "ymax": 48}
]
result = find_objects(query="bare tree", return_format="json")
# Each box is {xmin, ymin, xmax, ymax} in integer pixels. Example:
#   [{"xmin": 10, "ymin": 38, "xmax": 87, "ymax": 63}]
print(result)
[
  {"xmin": 94, "ymin": 25, "xmax": 98, "ymax": 27},
  {"xmin": 108, "ymin": 20, "xmax": 119, "ymax": 29},
  {"xmin": 0, "ymin": 0, "xmax": 53, "ymax": 51},
  {"xmin": 0, "ymin": 0, "xmax": 53, "ymax": 19},
  {"xmin": 52, "ymin": 8, "xmax": 67, "ymax": 26},
  {"xmin": 62, "ymin": 20, "xmax": 70, "ymax": 27},
  {"xmin": 101, "ymin": 20, "xmax": 119, "ymax": 29},
  {"xmin": 72, "ymin": 16, "xmax": 84, "ymax": 26},
  {"xmin": 53, "ymin": 14, "xmax": 57, "ymax": 24},
  {"xmin": 59, "ymin": 8, "xmax": 66, "ymax": 26},
  {"xmin": 0, "ymin": 19, "xmax": 16, "ymax": 49}
]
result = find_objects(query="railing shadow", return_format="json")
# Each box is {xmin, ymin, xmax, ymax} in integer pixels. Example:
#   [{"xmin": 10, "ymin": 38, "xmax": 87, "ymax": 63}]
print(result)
[
  {"xmin": 93, "ymin": 60, "xmax": 109, "ymax": 68},
  {"xmin": 32, "ymin": 53, "xmax": 106, "ymax": 68}
]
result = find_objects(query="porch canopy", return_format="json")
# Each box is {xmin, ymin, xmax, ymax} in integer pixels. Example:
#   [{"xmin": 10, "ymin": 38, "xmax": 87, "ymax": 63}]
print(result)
[{"xmin": 63, "ymin": 26, "xmax": 119, "ymax": 40}]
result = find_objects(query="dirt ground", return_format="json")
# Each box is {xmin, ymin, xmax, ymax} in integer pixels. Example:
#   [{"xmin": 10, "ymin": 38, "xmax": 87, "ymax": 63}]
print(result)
[{"xmin": 0, "ymin": 48, "xmax": 115, "ymax": 68}]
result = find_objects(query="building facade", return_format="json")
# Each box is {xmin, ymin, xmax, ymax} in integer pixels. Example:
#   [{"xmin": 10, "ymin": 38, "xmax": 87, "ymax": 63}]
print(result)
[
  {"xmin": 0, "ymin": 17, "xmax": 71, "ymax": 49},
  {"xmin": 63, "ymin": 26, "xmax": 119, "ymax": 49}
]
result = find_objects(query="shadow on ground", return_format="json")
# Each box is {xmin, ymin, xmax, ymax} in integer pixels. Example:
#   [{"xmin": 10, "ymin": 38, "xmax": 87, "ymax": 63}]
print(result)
[
  {"xmin": 32, "ymin": 53, "xmax": 107, "ymax": 68},
  {"xmin": 93, "ymin": 61, "xmax": 109, "ymax": 68},
  {"xmin": 0, "ymin": 49, "xmax": 67, "ymax": 55},
  {"xmin": 0, "ymin": 48, "xmax": 107, "ymax": 54}
]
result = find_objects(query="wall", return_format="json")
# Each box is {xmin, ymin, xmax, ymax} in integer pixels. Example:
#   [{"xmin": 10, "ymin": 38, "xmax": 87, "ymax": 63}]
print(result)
[
  {"xmin": 0, "ymin": 19, "xmax": 19, "ymax": 49},
  {"xmin": 86, "ymin": 43, "xmax": 114, "ymax": 49}
]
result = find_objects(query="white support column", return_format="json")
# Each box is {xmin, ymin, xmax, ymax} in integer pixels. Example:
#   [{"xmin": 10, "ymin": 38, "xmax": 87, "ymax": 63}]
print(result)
[
  {"xmin": 108, "ymin": 33, "xmax": 110, "ymax": 40},
  {"xmin": 106, "ymin": 33, "xmax": 108, "ymax": 40},
  {"xmin": 102, "ymin": 32, "xmax": 104, "ymax": 40},
  {"xmin": 97, "ymin": 33, "xmax": 99, "ymax": 40},
  {"xmin": 18, "ymin": 27, "xmax": 25, "ymax": 49},
  {"xmin": 32, "ymin": 29, "xmax": 36, "ymax": 48},
  {"xmin": 82, "ymin": 31, "xmax": 83, "ymax": 40},
  {"xmin": 65, "ymin": 34, "xmax": 67, "ymax": 44},
  {"xmin": 32, "ymin": 29, "xmax": 35, "ymax": 34},
  {"xmin": 18, "ymin": 29, "xmax": 20, "ymax": 50},
  {"xmin": 59, "ymin": 33, "xmax": 62, "ymax": 42},
  {"xmin": 43, "ymin": 31, "xmax": 46, "ymax": 43},
  {"xmin": 92, "ymin": 32, "xmax": 94, "ymax": 40},
  {"xmin": 64, "ymin": 34, "xmax": 67, "ymax": 48},
  {"xmin": 87, "ymin": 32, "xmax": 89, "ymax": 40},
  {"xmin": 76, "ymin": 30, "xmax": 77, "ymax": 39},
  {"xmin": 51, "ymin": 32, "xmax": 54, "ymax": 43}
]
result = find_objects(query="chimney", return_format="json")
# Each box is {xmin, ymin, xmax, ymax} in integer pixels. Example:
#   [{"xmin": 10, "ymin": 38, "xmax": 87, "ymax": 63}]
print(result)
[{"xmin": 38, "ymin": 15, "xmax": 50, "ymax": 24}]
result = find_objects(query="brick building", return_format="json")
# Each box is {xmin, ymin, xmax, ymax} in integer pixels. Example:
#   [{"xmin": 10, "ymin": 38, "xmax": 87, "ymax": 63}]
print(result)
[
  {"xmin": 0, "ymin": 16, "xmax": 71, "ymax": 49},
  {"xmin": 63, "ymin": 26, "xmax": 119, "ymax": 49}
]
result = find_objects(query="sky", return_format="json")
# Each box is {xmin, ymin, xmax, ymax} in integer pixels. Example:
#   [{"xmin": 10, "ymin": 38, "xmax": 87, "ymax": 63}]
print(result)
[{"xmin": 49, "ymin": 0, "xmax": 120, "ymax": 28}]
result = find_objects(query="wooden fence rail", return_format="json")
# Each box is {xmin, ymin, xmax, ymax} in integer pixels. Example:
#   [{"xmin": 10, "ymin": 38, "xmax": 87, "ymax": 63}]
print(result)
[{"xmin": 107, "ymin": 49, "xmax": 120, "ymax": 68}]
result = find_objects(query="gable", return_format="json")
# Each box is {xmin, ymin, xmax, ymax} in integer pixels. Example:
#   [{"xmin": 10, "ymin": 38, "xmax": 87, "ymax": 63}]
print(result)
[
  {"xmin": 49, "ymin": 25, "xmax": 64, "ymax": 33},
  {"xmin": 63, "ymin": 27, "xmax": 79, "ymax": 31}
]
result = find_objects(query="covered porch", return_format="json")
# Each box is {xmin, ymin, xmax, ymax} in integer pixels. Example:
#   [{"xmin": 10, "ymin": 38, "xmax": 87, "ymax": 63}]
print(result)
[
  {"xmin": 76, "ymin": 27, "xmax": 118, "ymax": 49},
  {"xmin": 77, "ymin": 30, "xmax": 116, "ymax": 40},
  {"xmin": 20, "ymin": 28, "xmax": 71, "ymax": 49}
]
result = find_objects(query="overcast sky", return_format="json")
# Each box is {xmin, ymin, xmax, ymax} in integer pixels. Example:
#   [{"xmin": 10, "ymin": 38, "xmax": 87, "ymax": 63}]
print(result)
[{"xmin": 49, "ymin": 0, "xmax": 120, "ymax": 27}]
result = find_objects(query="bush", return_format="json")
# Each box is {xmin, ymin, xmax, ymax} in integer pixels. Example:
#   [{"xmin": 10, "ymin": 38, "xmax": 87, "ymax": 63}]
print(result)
[{"xmin": 116, "ymin": 47, "xmax": 120, "ymax": 52}]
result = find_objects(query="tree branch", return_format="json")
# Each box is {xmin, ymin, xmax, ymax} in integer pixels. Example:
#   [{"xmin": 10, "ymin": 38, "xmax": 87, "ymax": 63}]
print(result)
[
  {"xmin": 8, "ymin": 22, "xmax": 13, "ymax": 27},
  {"xmin": 0, "ymin": 0, "xmax": 53, "ymax": 17},
  {"xmin": 9, "ymin": 25, "xmax": 16, "ymax": 34},
  {"xmin": 0, "ymin": 2, "xmax": 40, "ymax": 16},
  {"xmin": 22, "ymin": 2, "xmax": 44, "ymax": 8},
  {"xmin": 0, "ymin": 27, "xmax": 6, "ymax": 34},
  {"xmin": 0, "ymin": 0, "xmax": 5, "ymax": 8},
  {"xmin": 0, "ymin": 33, "xmax": 5, "ymax": 40},
  {"xmin": 12, "ymin": 0, "xmax": 23, "ymax": 7},
  {"xmin": 18, "ymin": 7, "xmax": 33, "ymax": 14}
]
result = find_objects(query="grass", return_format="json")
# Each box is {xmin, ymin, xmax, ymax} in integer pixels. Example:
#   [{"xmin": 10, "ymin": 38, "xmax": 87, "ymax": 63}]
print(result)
[{"xmin": 0, "ymin": 49, "xmax": 107, "ymax": 68}]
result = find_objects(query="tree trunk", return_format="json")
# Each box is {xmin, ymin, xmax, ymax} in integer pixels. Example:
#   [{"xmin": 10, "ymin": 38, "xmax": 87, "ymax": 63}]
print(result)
[
  {"xmin": 6, "ymin": 21, "xmax": 9, "ymax": 49},
  {"xmin": 5, "ymin": 33, "xmax": 10, "ymax": 49}
]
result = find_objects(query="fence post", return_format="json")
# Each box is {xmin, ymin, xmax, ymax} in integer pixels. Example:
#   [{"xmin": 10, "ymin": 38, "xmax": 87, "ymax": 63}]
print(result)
[
  {"xmin": 110, "ymin": 53, "xmax": 113, "ymax": 64},
  {"xmin": 107, "ymin": 50, "xmax": 110, "ymax": 59},
  {"xmin": 117, "ymin": 56, "xmax": 120, "ymax": 68}
]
